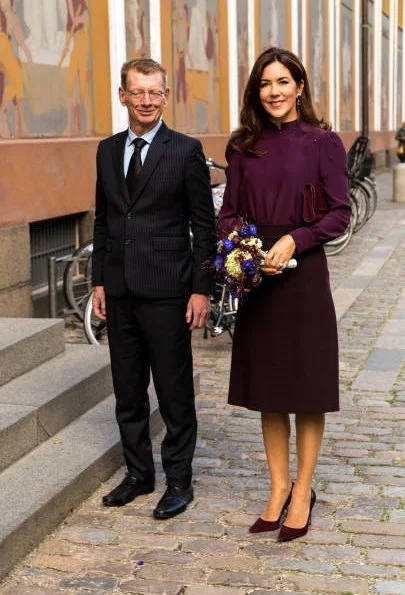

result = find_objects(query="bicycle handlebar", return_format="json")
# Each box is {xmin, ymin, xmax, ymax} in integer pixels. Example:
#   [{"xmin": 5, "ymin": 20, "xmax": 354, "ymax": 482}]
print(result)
[{"xmin": 206, "ymin": 157, "xmax": 226, "ymax": 170}]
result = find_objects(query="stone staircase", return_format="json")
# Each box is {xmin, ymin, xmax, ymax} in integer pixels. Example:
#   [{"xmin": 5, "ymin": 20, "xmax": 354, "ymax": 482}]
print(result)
[{"xmin": 0, "ymin": 318, "xmax": 179, "ymax": 581}]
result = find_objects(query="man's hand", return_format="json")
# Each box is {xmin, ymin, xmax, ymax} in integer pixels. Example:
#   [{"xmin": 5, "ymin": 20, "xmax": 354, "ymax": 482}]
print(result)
[
  {"xmin": 92, "ymin": 286, "xmax": 106, "ymax": 320},
  {"xmin": 186, "ymin": 293, "xmax": 210, "ymax": 330}
]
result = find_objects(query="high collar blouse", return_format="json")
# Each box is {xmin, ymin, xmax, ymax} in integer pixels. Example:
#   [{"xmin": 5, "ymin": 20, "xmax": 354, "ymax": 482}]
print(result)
[{"xmin": 218, "ymin": 120, "xmax": 351, "ymax": 254}]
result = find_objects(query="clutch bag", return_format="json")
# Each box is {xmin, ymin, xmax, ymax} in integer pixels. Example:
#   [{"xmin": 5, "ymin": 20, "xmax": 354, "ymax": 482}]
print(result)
[{"xmin": 302, "ymin": 182, "xmax": 329, "ymax": 223}]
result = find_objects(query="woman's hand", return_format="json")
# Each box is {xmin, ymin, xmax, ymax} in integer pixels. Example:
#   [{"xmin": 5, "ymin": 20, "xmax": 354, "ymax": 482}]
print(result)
[{"xmin": 261, "ymin": 234, "xmax": 296, "ymax": 276}]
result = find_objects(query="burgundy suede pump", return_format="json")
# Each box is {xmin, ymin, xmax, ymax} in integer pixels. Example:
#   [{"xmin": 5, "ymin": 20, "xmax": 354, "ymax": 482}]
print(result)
[
  {"xmin": 278, "ymin": 488, "xmax": 316, "ymax": 542},
  {"xmin": 249, "ymin": 483, "xmax": 294, "ymax": 533}
]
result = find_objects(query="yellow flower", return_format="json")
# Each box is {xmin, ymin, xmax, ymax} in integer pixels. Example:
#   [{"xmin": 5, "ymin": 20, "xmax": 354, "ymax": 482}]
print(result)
[
  {"xmin": 241, "ymin": 237, "xmax": 262, "ymax": 248},
  {"xmin": 225, "ymin": 250, "xmax": 252, "ymax": 278},
  {"xmin": 225, "ymin": 251, "xmax": 242, "ymax": 277}
]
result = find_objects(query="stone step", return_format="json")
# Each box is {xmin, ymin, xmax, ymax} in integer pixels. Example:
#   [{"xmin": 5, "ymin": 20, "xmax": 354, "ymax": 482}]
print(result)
[
  {"xmin": 0, "ymin": 396, "xmax": 121, "ymax": 582},
  {"xmin": 0, "ymin": 344, "xmax": 113, "ymax": 473},
  {"xmin": 0, "ymin": 372, "xmax": 199, "ymax": 582},
  {"xmin": 0, "ymin": 318, "xmax": 65, "ymax": 387}
]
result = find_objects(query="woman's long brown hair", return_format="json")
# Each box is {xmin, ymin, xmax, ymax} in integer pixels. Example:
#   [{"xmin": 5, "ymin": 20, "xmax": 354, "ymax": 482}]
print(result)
[{"xmin": 230, "ymin": 47, "xmax": 330, "ymax": 155}]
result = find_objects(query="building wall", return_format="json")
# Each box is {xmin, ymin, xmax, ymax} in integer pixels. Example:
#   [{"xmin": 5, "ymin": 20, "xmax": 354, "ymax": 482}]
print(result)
[
  {"xmin": 0, "ymin": 224, "xmax": 32, "ymax": 317},
  {"xmin": 0, "ymin": 0, "xmax": 404, "ymax": 316}
]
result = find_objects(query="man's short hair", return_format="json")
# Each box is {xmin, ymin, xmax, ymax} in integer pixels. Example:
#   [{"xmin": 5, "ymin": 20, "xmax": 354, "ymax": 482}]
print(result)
[{"xmin": 121, "ymin": 58, "xmax": 168, "ymax": 90}]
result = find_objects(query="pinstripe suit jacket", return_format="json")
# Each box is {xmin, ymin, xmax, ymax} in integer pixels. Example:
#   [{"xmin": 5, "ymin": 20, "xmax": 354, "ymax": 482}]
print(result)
[{"xmin": 92, "ymin": 122, "xmax": 216, "ymax": 298}]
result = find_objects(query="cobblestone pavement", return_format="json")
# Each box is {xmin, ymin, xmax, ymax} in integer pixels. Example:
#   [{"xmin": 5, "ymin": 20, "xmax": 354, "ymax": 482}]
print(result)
[{"xmin": 1, "ymin": 172, "xmax": 405, "ymax": 595}]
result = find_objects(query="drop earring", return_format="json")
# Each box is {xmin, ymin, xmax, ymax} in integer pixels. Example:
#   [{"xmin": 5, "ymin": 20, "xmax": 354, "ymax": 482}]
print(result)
[{"xmin": 296, "ymin": 96, "xmax": 302, "ymax": 107}]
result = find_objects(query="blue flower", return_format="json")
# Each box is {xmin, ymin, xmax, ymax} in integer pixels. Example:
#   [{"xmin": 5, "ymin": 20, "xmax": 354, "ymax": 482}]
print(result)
[
  {"xmin": 241, "ymin": 259, "xmax": 257, "ymax": 275},
  {"xmin": 223, "ymin": 238, "xmax": 234, "ymax": 252},
  {"xmin": 214, "ymin": 255, "xmax": 225, "ymax": 269},
  {"xmin": 238, "ymin": 227, "xmax": 249, "ymax": 238},
  {"xmin": 248, "ymin": 224, "xmax": 257, "ymax": 235}
]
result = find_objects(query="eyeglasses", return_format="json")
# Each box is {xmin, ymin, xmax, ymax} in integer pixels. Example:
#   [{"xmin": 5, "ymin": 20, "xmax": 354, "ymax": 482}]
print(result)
[{"xmin": 124, "ymin": 88, "xmax": 166, "ymax": 101}]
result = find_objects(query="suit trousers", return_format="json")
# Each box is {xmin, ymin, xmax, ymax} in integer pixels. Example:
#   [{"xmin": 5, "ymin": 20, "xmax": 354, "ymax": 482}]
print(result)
[{"xmin": 105, "ymin": 293, "xmax": 197, "ymax": 489}]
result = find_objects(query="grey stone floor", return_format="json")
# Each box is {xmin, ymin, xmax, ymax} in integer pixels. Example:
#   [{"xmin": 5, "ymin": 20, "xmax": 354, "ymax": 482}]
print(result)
[{"xmin": 1, "ymin": 171, "xmax": 404, "ymax": 595}]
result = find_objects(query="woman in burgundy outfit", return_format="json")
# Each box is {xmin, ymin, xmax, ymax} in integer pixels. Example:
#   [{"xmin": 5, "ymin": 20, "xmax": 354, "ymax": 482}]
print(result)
[{"xmin": 219, "ymin": 47, "xmax": 351, "ymax": 541}]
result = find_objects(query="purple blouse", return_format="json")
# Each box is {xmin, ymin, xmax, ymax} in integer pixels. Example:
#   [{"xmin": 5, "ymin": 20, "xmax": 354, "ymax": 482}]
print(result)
[{"xmin": 219, "ymin": 120, "xmax": 351, "ymax": 254}]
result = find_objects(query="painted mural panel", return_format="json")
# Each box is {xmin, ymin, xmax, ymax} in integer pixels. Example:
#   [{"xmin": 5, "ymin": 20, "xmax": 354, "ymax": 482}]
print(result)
[
  {"xmin": 398, "ymin": 28, "xmax": 403, "ymax": 126},
  {"xmin": 308, "ymin": 0, "xmax": 327, "ymax": 120},
  {"xmin": 170, "ymin": 0, "xmax": 221, "ymax": 134},
  {"xmin": 237, "ymin": 0, "xmax": 248, "ymax": 109},
  {"xmin": 260, "ymin": 0, "xmax": 287, "ymax": 51},
  {"xmin": 340, "ymin": 2, "xmax": 353, "ymax": 130},
  {"xmin": 125, "ymin": 0, "xmax": 150, "ymax": 59},
  {"xmin": 0, "ymin": 0, "xmax": 95, "ymax": 138},
  {"xmin": 381, "ymin": 12, "xmax": 389, "ymax": 130},
  {"xmin": 297, "ymin": 0, "xmax": 303, "ymax": 61},
  {"xmin": 367, "ymin": 0, "xmax": 374, "ymax": 130}
]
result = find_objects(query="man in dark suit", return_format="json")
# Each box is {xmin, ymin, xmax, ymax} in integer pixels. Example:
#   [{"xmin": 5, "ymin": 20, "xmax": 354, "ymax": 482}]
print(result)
[{"xmin": 92, "ymin": 58, "xmax": 216, "ymax": 519}]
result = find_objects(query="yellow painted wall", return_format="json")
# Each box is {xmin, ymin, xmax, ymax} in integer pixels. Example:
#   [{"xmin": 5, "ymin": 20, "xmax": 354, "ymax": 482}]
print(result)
[
  {"xmin": 89, "ymin": 0, "xmax": 112, "ymax": 136},
  {"xmin": 218, "ymin": 0, "xmax": 230, "ymax": 133},
  {"xmin": 160, "ymin": 0, "xmax": 174, "ymax": 128}
]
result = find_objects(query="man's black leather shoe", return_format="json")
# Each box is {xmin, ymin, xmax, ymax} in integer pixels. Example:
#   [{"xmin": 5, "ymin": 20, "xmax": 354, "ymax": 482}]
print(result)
[
  {"xmin": 153, "ymin": 485, "xmax": 193, "ymax": 519},
  {"xmin": 102, "ymin": 475, "xmax": 154, "ymax": 507}
]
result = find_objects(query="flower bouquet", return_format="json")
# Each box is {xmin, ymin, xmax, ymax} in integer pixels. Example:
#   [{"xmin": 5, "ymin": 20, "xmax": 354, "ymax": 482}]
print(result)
[{"xmin": 214, "ymin": 222, "xmax": 296, "ymax": 300}]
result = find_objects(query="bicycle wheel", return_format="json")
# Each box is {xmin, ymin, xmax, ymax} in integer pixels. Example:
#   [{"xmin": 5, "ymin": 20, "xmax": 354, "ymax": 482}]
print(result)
[
  {"xmin": 225, "ymin": 292, "xmax": 238, "ymax": 339},
  {"xmin": 350, "ymin": 181, "xmax": 370, "ymax": 233},
  {"xmin": 363, "ymin": 175, "xmax": 378, "ymax": 219},
  {"xmin": 222, "ymin": 287, "xmax": 238, "ymax": 339},
  {"xmin": 83, "ymin": 291, "xmax": 108, "ymax": 345},
  {"xmin": 206, "ymin": 282, "xmax": 237, "ymax": 339},
  {"xmin": 64, "ymin": 240, "xmax": 93, "ymax": 320},
  {"xmin": 324, "ymin": 201, "xmax": 356, "ymax": 256}
]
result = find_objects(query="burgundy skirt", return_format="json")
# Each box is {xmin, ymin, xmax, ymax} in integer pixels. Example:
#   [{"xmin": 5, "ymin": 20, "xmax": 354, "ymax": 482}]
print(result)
[{"xmin": 228, "ymin": 225, "xmax": 339, "ymax": 413}]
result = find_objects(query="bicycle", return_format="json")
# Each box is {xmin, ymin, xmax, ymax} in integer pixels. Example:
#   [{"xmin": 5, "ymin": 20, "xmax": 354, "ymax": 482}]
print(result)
[
  {"xmin": 324, "ymin": 135, "xmax": 377, "ymax": 255},
  {"xmin": 353, "ymin": 151, "xmax": 378, "ymax": 223},
  {"xmin": 349, "ymin": 137, "xmax": 377, "ymax": 231},
  {"xmin": 203, "ymin": 158, "xmax": 239, "ymax": 339},
  {"xmin": 83, "ymin": 290, "xmax": 107, "ymax": 345},
  {"xmin": 204, "ymin": 281, "xmax": 238, "ymax": 340},
  {"xmin": 351, "ymin": 179, "xmax": 370, "ymax": 232},
  {"xmin": 324, "ymin": 197, "xmax": 357, "ymax": 256},
  {"xmin": 84, "ymin": 281, "xmax": 239, "ymax": 345},
  {"xmin": 63, "ymin": 240, "xmax": 93, "ymax": 320}
]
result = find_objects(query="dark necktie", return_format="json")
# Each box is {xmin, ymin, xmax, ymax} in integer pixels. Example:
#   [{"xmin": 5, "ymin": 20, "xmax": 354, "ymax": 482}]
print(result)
[{"xmin": 126, "ymin": 137, "xmax": 147, "ymax": 196}]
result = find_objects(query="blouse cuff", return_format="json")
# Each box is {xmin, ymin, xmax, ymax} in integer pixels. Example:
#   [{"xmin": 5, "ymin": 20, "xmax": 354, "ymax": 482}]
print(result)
[{"xmin": 290, "ymin": 227, "xmax": 316, "ymax": 254}]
